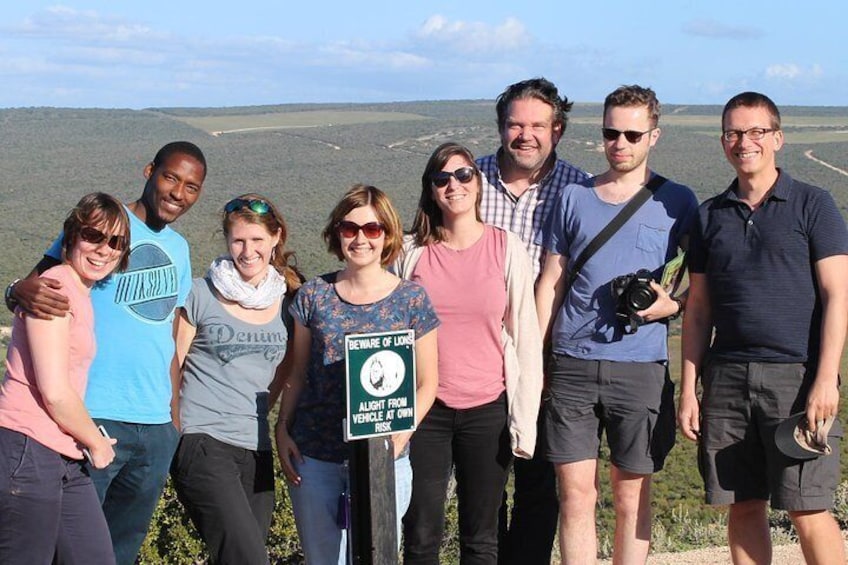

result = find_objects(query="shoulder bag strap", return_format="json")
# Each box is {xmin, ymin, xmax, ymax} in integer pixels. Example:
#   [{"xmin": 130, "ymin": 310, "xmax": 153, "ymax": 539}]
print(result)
[{"xmin": 565, "ymin": 174, "xmax": 667, "ymax": 288}]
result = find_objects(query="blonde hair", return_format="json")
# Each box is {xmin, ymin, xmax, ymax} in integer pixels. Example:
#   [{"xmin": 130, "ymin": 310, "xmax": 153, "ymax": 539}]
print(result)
[{"xmin": 222, "ymin": 193, "xmax": 302, "ymax": 292}]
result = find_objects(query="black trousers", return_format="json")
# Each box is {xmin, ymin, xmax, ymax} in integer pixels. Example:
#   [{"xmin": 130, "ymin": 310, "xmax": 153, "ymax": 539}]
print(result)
[
  {"xmin": 497, "ymin": 414, "xmax": 558, "ymax": 565},
  {"xmin": 403, "ymin": 394, "xmax": 512, "ymax": 565},
  {"xmin": 171, "ymin": 434, "xmax": 274, "ymax": 565}
]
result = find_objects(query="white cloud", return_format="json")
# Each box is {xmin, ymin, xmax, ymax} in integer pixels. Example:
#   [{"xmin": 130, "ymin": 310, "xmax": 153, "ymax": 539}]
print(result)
[
  {"xmin": 415, "ymin": 15, "xmax": 528, "ymax": 54},
  {"xmin": 316, "ymin": 42, "xmax": 431, "ymax": 71},
  {"xmin": 767, "ymin": 63, "xmax": 801, "ymax": 79},
  {"xmin": 682, "ymin": 18, "xmax": 763, "ymax": 40},
  {"xmin": 765, "ymin": 63, "xmax": 824, "ymax": 81},
  {"xmin": 13, "ymin": 5, "xmax": 156, "ymax": 42}
]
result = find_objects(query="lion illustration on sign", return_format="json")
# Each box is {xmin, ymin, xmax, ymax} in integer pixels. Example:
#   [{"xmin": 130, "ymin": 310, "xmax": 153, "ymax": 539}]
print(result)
[{"xmin": 360, "ymin": 350, "xmax": 405, "ymax": 397}]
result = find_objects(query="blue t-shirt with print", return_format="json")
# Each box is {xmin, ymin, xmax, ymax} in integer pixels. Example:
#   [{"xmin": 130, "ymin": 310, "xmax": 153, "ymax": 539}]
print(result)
[
  {"xmin": 46, "ymin": 207, "xmax": 192, "ymax": 423},
  {"xmin": 538, "ymin": 174, "xmax": 697, "ymax": 362},
  {"xmin": 290, "ymin": 273, "xmax": 439, "ymax": 463}
]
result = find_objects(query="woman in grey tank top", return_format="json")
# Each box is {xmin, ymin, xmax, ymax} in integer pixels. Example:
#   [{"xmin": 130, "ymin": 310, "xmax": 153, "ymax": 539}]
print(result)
[{"xmin": 170, "ymin": 194, "xmax": 302, "ymax": 564}]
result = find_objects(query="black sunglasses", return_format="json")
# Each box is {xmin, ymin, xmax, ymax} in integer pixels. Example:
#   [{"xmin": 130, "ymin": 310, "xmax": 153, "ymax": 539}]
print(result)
[
  {"xmin": 431, "ymin": 166, "xmax": 476, "ymax": 188},
  {"xmin": 224, "ymin": 198, "xmax": 271, "ymax": 215},
  {"xmin": 336, "ymin": 220, "xmax": 386, "ymax": 239},
  {"xmin": 601, "ymin": 128, "xmax": 654, "ymax": 143},
  {"xmin": 79, "ymin": 226, "xmax": 128, "ymax": 251}
]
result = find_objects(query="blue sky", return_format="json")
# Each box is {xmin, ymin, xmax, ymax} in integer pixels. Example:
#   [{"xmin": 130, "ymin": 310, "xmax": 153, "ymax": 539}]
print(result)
[{"xmin": 0, "ymin": 1, "xmax": 844, "ymax": 109}]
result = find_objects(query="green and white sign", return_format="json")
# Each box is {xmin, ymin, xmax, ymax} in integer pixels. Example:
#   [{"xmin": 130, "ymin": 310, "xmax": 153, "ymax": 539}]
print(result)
[{"xmin": 345, "ymin": 329, "xmax": 416, "ymax": 440}]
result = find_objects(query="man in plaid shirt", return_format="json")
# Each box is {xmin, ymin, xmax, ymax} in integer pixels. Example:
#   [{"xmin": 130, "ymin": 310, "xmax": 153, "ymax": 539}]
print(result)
[{"xmin": 478, "ymin": 78, "xmax": 588, "ymax": 565}]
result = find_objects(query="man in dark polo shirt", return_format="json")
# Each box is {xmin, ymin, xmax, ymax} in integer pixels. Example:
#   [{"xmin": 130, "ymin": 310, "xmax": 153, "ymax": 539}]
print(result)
[{"xmin": 679, "ymin": 92, "xmax": 848, "ymax": 565}]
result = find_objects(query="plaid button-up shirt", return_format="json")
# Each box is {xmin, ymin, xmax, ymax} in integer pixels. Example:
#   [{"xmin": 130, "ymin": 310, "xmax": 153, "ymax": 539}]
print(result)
[{"xmin": 478, "ymin": 151, "xmax": 589, "ymax": 280}]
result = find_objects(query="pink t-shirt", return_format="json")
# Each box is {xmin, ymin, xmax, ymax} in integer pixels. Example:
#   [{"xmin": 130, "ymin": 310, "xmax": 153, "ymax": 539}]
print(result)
[
  {"xmin": 0, "ymin": 264, "xmax": 95, "ymax": 459},
  {"xmin": 411, "ymin": 225, "xmax": 507, "ymax": 408}
]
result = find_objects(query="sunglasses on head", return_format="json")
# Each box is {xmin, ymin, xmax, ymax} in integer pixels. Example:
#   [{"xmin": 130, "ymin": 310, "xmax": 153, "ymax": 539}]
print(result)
[
  {"xmin": 431, "ymin": 166, "xmax": 476, "ymax": 188},
  {"xmin": 79, "ymin": 226, "xmax": 128, "ymax": 251},
  {"xmin": 601, "ymin": 128, "xmax": 654, "ymax": 143},
  {"xmin": 336, "ymin": 220, "xmax": 386, "ymax": 239},
  {"xmin": 224, "ymin": 198, "xmax": 271, "ymax": 215}
]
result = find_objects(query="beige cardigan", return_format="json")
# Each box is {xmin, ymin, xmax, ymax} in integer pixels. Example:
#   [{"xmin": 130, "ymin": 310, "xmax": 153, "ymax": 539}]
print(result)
[{"xmin": 394, "ymin": 229, "xmax": 544, "ymax": 459}]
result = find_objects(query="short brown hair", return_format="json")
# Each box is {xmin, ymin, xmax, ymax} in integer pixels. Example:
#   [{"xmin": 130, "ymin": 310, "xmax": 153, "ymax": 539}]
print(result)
[
  {"xmin": 410, "ymin": 142, "xmax": 482, "ymax": 246},
  {"xmin": 722, "ymin": 91, "xmax": 781, "ymax": 130},
  {"xmin": 222, "ymin": 193, "xmax": 303, "ymax": 292},
  {"xmin": 62, "ymin": 192, "xmax": 131, "ymax": 273},
  {"xmin": 604, "ymin": 85, "xmax": 661, "ymax": 127},
  {"xmin": 323, "ymin": 184, "xmax": 403, "ymax": 268}
]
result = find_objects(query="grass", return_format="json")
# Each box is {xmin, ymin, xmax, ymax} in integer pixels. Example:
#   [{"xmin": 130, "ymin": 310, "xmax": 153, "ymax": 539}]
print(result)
[
  {"xmin": 169, "ymin": 110, "xmax": 430, "ymax": 134},
  {"xmin": 566, "ymin": 334, "xmax": 848, "ymax": 558}
]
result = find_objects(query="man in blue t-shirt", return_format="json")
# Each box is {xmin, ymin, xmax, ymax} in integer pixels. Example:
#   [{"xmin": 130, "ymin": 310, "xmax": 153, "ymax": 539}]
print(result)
[
  {"xmin": 536, "ymin": 85, "xmax": 697, "ymax": 563},
  {"xmin": 7, "ymin": 141, "xmax": 206, "ymax": 565},
  {"xmin": 680, "ymin": 92, "xmax": 848, "ymax": 565}
]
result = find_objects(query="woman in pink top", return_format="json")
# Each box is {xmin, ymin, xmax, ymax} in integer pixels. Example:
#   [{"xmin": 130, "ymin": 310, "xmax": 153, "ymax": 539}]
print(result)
[
  {"xmin": 0, "ymin": 193, "xmax": 130, "ymax": 565},
  {"xmin": 396, "ymin": 143, "xmax": 543, "ymax": 564}
]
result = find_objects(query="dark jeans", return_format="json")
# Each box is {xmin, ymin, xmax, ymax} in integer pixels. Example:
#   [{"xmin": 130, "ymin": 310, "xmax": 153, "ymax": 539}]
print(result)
[
  {"xmin": 403, "ymin": 394, "xmax": 511, "ymax": 565},
  {"xmin": 171, "ymin": 434, "xmax": 274, "ymax": 565},
  {"xmin": 88, "ymin": 420, "xmax": 179, "ymax": 565},
  {"xmin": 0, "ymin": 427, "xmax": 115, "ymax": 565},
  {"xmin": 497, "ymin": 417, "xmax": 558, "ymax": 565}
]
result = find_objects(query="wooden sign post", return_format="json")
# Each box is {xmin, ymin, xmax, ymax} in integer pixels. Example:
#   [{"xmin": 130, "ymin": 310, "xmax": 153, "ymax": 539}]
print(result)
[
  {"xmin": 349, "ymin": 437, "xmax": 397, "ymax": 564},
  {"xmin": 344, "ymin": 330, "xmax": 417, "ymax": 565}
]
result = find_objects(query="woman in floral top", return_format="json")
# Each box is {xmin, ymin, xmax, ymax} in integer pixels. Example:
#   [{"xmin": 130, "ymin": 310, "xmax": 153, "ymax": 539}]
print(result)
[{"xmin": 276, "ymin": 184, "xmax": 439, "ymax": 564}]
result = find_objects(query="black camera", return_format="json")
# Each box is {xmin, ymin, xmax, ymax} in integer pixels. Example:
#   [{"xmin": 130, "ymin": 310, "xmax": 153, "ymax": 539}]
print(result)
[{"xmin": 611, "ymin": 269, "xmax": 657, "ymax": 334}]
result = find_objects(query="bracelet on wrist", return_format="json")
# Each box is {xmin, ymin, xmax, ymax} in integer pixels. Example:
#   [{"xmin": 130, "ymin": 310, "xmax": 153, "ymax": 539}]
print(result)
[
  {"xmin": 5, "ymin": 279, "xmax": 20, "ymax": 313},
  {"xmin": 668, "ymin": 296, "xmax": 684, "ymax": 320}
]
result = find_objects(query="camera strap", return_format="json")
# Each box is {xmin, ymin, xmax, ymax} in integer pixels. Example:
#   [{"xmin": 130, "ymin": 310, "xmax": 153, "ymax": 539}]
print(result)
[{"xmin": 565, "ymin": 174, "xmax": 667, "ymax": 289}]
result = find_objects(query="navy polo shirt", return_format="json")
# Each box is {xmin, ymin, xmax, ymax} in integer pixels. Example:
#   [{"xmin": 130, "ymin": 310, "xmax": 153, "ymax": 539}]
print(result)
[{"xmin": 689, "ymin": 169, "xmax": 848, "ymax": 363}]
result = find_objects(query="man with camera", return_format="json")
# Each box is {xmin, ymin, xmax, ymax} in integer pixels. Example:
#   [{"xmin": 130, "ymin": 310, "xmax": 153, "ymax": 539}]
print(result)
[
  {"xmin": 679, "ymin": 92, "xmax": 848, "ymax": 565},
  {"xmin": 535, "ymin": 85, "xmax": 697, "ymax": 563}
]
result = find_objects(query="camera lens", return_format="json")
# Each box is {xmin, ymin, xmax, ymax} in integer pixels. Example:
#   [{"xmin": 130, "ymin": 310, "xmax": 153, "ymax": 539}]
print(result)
[{"xmin": 627, "ymin": 286, "xmax": 657, "ymax": 310}]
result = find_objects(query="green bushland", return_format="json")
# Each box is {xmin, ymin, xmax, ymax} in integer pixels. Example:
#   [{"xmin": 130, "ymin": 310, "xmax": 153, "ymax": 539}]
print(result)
[
  {"xmin": 134, "ymin": 335, "xmax": 848, "ymax": 563},
  {"xmin": 1, "ymin": 103, "xmax": 847, "ymax": 562}
]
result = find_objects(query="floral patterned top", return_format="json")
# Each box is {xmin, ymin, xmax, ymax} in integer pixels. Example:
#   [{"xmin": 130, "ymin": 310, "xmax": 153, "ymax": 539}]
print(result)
[{"xmin": 290, "ymin": 272, "xmax": 439, "ymax": 462}]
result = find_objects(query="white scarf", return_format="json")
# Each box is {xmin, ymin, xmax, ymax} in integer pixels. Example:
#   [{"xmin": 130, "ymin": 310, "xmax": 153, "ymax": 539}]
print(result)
[{"xmin": 206, "ymin": 255, "xmax": 287, "ymax": 309}]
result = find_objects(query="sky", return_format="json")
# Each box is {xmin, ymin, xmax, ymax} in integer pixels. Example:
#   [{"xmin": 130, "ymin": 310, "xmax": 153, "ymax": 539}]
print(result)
[{"xmin": 0, "ymin": 1, "xmax": 845, "ymax": 109}]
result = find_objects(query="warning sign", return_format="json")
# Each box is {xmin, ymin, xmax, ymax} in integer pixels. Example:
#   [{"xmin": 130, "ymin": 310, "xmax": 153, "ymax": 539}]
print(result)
[{"xmin": 345, "ymin": 329, "xmax": 416, "ymax": 440}]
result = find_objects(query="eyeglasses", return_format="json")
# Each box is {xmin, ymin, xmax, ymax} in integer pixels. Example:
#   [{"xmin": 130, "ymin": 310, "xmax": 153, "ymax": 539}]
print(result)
[
  {"xmin": 431, "ymin": 167, "xmax": 476, "ymax": 188},
  {"xmin": 79, "ymin": 226, "xmax": 128, "ymax": 251},
  {"xmin": 601, "ymin": 128, "xmax": 655, "ymax": 143},
  {"xmin": 224, "ymin": 198, "xmax": 271, "ymax": 215},
  {"xmin": 721, "ymin": 127, "xmax": 777, "ymax": 143},
  {"xmin": 336, "ymin": 220, "xmax": 386, "ymax": 239}
]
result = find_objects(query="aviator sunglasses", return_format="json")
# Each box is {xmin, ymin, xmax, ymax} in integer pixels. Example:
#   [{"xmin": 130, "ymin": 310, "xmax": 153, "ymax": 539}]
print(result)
[
  {"xmin": 431, "ymin": 166, "xmax": 476, "ymax": 188},
  {"xmin": 336, "ymin": 220, "xmax": 386, "ymax": 239},
  {"xmin": 79, "ymin": 226, "xmax": 128, "ymax": 251},
  {"xmin": 224, "ymin": 198, "xmax": 271, "ymax": 215},
  {"xmin": 601, "ymin": 127, "xmax": 655, "ymax": 144}
]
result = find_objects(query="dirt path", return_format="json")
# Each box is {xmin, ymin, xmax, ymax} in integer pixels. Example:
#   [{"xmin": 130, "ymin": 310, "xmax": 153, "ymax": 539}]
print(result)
[
  {"xmin": 804, "ymin": 149, "xmax": 848, "ymax": 177},
  {"xmin": 599, "ymin": 540, "xmax": 848, "ymax": 564}
]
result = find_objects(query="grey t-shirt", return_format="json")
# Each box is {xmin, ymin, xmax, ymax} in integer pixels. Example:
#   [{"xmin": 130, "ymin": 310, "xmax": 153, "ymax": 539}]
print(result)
[{"xmin": 179, "ymin": 277, "xmax": 289, "ymax": 451}]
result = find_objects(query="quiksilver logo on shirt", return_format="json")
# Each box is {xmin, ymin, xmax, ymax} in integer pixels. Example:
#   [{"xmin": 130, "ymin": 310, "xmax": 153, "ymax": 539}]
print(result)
[{"xmin": 112, "ymin": 243, "xmax": 179, "ymax": 322}]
